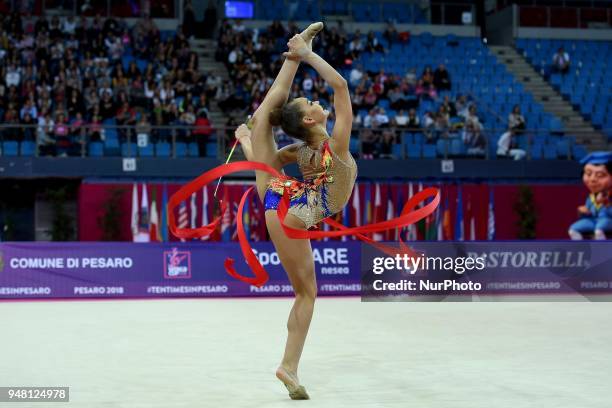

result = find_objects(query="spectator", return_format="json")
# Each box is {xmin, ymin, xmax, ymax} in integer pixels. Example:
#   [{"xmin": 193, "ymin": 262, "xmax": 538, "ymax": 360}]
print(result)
[
  {"xmin": 441, "ymin": 95, "xmax": 457, "ymax": 118},
  {"xmin": 423, "ymin": 111, "xmax": 436, "ymax": 143},
  {"xmin": 349, "ymin": 64, "xmax": 364, "ymax": 87},
  {"xmin": 360, "ymin": 129, "xmax": 377, "ymax": 159},
  {"xmin": 394, "ymin": 109, "xmax": 410, "ymax": 128},
  {"xmin": 406, "ymin": 109, "xmax": 421, "ymax": 129},
  {"xmin": 365, "ymin": 31, "xmax": 384, "ymax": 53},
  {"xmin": 497, "ymin": 128, "xmax": 526, "ymax": 160},
  {"xmin": 363, "ymin": 109, "xmax": 377, "ymax": 129},
  {"xmin": 193, "ymin": 111, "xmax": 213, "ymax": 156},
  {"xmin": 421, "ymin": 66, "xmax": 434, "ymax": 88},
  {"xmin": 135, "ymin": 115, "xmax": 152, "ymax": 146},
  {"xmin": 552, "ymin": 47, "xmax": 570, "ymax": 74},
  {"xmin": 415, "ymin": 79, "xmax": 436, "ymax": 100},
  {"xmin": 54, "ymin": 112, "xmax": 72, "ymax": 156},
  {"xmin": 433, "ymin": 64, "xmax": 451, "ymax": 91},
  {"xmin": 374, "ymin": 107, "xmax": 390, "ymax": 128},
  {"xmin": 37, "ymin": 112, "xmax": 55, "ymax": 156},
  {"xmin": 302, "ymin": 72, "xmax": 314, "ymax": 94},
  {"xmin": 508, "ymin": 104, "xmax": 526, "ymax": 134},
  {"xmin": 405, "ymin": 68, "xmax": 417, "ymax": 88},
  {"xmin": 383, "ymin": 22, "xmax": 397, "ymax": 47},
  {"xmin": 456, "ymin": 95, "xmax": 470, "ymax": 118},
  {"xmin": 463, "ymin": 122, "xmax": 486, "ymax": 156},
  {"xmin": 378, "ymin": 129, "xmax": 397, "ymax": 159}
]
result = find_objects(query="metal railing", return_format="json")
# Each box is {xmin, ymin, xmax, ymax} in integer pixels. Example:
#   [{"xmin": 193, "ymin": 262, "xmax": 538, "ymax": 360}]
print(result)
[{"xmin": 1, "ymin": 124, "xmax": 608, "ymax": 161}]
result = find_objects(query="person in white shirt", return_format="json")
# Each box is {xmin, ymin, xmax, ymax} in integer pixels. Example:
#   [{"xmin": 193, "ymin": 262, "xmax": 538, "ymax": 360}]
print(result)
[
  {"xmin": 497, "ymin": 128, "xmax": 526, "ymax": 160},
  {"xmin": 5, "ymin": 64, "xmax": 21, "ymax": 87},
  {"xmin": 301, "ymin": 73, "xmax": 313, "ymax": 93},
  {"xmin": 374, "ymin": 107, "xmax": 389, "ymax": 128},
  {"xmin": 349, "ymin": 64, "xmax": 363, "ymax": 87},
  {"xmin": 552, "ymin": 47, "xmax": 570, "ymax": 74},
  {"xmin": 394, "ymin": 110, "xmax": 409, "ymax": 127}
]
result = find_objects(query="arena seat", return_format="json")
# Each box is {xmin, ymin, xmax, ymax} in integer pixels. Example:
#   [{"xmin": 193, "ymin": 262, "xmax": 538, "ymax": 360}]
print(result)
[
  {"xmin": 20, "ymin": 141, "xmax": 36, "ymax": 156},
  {"xmin": 88, "ymin": 142, "xmax": 104, "ymax": 157},
  {"xmin": 2, "ymin": 141, "xmax": 19, "ymax": 156},
  {"xmin": 516, "ymin": 39, "xmax": 610, "ymax": 131},
  {"xmin": 155, "ymin": 142, "xmax": 171, "ymax": 157}
]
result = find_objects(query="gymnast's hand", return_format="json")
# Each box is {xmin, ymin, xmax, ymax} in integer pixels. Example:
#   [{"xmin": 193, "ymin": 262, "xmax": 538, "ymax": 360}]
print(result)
[
  {"xmin": 235, "ymin": 124, "xmax": 251, "ymax": 143},
  {"xmin": 287, "ymin": 34, "xmax": 311, "ymax": 59}
]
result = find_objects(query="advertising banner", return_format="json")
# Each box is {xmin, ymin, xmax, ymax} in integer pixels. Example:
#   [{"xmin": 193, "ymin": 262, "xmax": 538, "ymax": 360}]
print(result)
[
  {"xmin": 0, "ymin": 242, "xmax": 360, "ymax": 299},
  {"xmin": 1, "ymin": 242, "xmax": 611, "ymax": 300}
]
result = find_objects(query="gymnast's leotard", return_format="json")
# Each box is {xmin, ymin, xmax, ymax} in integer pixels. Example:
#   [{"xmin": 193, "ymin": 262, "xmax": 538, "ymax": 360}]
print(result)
[{"xmin": 264, "ymin": 139, "xmax": 357, "ymax": 229}]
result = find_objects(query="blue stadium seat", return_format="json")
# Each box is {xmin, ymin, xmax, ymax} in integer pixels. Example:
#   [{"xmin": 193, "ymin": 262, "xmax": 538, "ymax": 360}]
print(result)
[
  {"xmin": 20, "ymin": 141, "xmax": 36, "ymax": 156},
  {"xmin": 2, "ymin": 141, "xmax": 19, "ymax": 156},
  {"xmin": 406, "ymin": 143, "xmax": 421, "ymax": 159},
  {"xmin": 121, "ymin": 143, "xmax": 137, "ymax": 157},
  {"xmin": 139, "ymin": 144, "xmax": 154, "ymax": 157},
  {"xmin": 422, "ymin": 145, "xmax": 436, "ymax": 158},
  {"xmin": 188, "ymin": 142, "xmax": 199, "ymax": 157},
  {"xmin": 175, "ymin": 142, "xmax": 188, "ymax": 157},
  {"xmin": 206, "ymin": 143, "xmax": 218, "ymax": 158},
  {"xmin": 88, "ymin": 142, "xmax": 104, "ymax": 157},
  {"xmin": 156, "ymin": 142, "xmax": 171, "ymax": 157}
]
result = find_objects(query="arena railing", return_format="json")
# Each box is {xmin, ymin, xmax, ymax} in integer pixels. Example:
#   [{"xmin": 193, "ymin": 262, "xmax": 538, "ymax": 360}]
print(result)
[{"xmin": 1, "ymin": 124, "xmax": 608, "ymax": 161}]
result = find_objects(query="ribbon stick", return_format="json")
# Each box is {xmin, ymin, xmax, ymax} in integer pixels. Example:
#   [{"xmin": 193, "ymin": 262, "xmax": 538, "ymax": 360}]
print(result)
[{"xmin": 213, "ymin": 139, "xmax": 240, "ymax": 199}]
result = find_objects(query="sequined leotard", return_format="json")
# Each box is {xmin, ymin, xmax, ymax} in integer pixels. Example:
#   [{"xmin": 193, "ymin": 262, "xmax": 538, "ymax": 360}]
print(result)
[{"xmin": 264, "ymin": 139, "xmax": 357, "ymax": 229}]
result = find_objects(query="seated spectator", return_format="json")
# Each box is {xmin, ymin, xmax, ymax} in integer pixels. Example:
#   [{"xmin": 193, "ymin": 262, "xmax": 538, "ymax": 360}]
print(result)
[
  {"xmin": 433, "ymin": 64, "xmax": 451, "ymax": 91},
  {"xmin": 360, "ymin": 128, "xmax": 377, "ymax": 159},
  {"xmin": 441, "ymin": 95, "xmax": 457, "ymax": 118},
  {"xmin": 135, "ymin": 115, "xmax": 152, "ymax": 147},
  {"xmin": 70, "ymin": 112, "xmax": 86, "ymax": 153},
  {"xmin": 54, "ymin": 113, "xmax": 72, "ymax": 156},
  {"xmin": 193, "ymin": 111, "xmax": 213, "ymax": 157},
  {"xmin": 362, "ymin": 87, "xmax": 378, "ymax": 110},
  {"xmin": 433, "ymin": 106, "xmax": 450, "ymax": 140},
  {"xmin": 406, "ymin": 109, "xmax": 421, "ymax": 129},
  {"xmin": 423, "ymin": 111, "xmax": 436, "ymax": 143},
  {"xmin": 21, "ymin": 112, "xmax": 36, "ymax": 141},
  {"xmin": 394, "ymin": 109, "xmax": 410, "ymax": 128},
  {"xmin": 363, "ymin": 109, "xmax": 377, "ymax": 129},
  {"xmin": 497, "ymin": 128, "xmax": 526, "ymax": 160},
  {"xmin": 463, "ymin": 122, "xmax": 486, "ymax": 156},
  {"xmin": 465, "ymin": 105, "xmax": 483, "ymax": 133},
  {"xmin": 349, "ymin": 64, "xmax": 364, "ymax": 87},
  {"xmin": 383, "ymin": 22, "xmax": 397, "ymax": 46},
  {"xmin": 378, "ymin": 129, "xmax": 397, "ymax": 159},
  {"xmin": 456, "ymin": 94, "xmax": 470, "ymax": 118},
  {"xmin": 415, "ymin": 79, "xmax": 436, "ymax": 100},
  {"xmin": 421, "ymin": 66, "xmax": 434, "ymax": 88},
  {"xmin": 552, "ymin": 47, "xmax": 570, "ymax": 74},
  {"xmin": 508, "ymin": 104, "xmax": 526, "ymax": 134},
  {"xmin": 37, "ymin": 112, "xmax": 56, "ymax": 156},
  {"xmin": 365, "ymin": 31, "xmax": 384, "ymax": 53},
  {"xmin": 374, "ymin": 107, "xmax": 390, "ymax": 128},
  {"xmin": 405, "ymin": 68, "xmax": 417, "ymax": 88}
]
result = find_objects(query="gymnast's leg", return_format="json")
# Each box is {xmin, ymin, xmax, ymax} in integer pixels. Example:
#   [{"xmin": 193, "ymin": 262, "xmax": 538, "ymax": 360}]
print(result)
[{"xmin": 265, "ymin": 211, "xmax": 316, "ymax": 399}]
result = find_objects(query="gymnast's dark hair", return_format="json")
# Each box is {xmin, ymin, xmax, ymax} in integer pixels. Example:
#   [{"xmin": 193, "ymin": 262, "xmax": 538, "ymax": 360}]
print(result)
[{"xmin": 269, "ymin": 100, "xmax": 311, "ymax": 142}]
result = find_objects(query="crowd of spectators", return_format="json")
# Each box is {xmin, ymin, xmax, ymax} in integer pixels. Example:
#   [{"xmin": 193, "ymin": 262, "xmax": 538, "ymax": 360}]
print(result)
[{"xmin": 0, "ymin": 12, "xmax": 220, "ymax": 157}]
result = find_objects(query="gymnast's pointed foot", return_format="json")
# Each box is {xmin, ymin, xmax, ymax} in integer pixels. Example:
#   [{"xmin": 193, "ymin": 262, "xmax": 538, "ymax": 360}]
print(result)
[
  {"xmin": 276, "ymin": 366, "xmax": 310, "ymax": 400},
  {"xmin": 301, "ymin": 22, "xmax": 323, "ymax": 48}
]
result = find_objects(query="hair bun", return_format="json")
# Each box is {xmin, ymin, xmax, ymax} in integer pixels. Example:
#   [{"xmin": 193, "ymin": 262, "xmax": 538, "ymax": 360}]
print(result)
[{"xmin": 269, "ymin": 108, "xmax": 283, "ymax": 127}]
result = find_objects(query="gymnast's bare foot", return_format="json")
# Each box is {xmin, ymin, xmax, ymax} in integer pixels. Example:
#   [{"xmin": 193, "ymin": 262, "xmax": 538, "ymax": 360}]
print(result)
[
  {"xmin": 284, "ymin": 22, "xmax": 323, "ymax": 60},
  {"xmin": 301, "ymin": 22, "xmax": 323, "ymax": 48},
  {"xmin": 276, "ymin": 366, "xmax": 310, "ymax": 400}
]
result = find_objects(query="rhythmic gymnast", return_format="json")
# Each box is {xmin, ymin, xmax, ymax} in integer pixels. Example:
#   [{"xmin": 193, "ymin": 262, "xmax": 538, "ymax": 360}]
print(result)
[{"xmin": 234, "ymin": 22, "xmax": 356, "ymax": 399}]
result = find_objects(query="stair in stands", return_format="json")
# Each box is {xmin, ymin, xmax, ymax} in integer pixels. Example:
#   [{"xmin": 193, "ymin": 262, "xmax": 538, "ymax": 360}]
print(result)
[
  {"xmin": 489, "ymin": 45, "xmax": 607, "ymax": 151},
  {"xmin": 191, "ymin": 38, "xmax": 230, "ymax": 130}
]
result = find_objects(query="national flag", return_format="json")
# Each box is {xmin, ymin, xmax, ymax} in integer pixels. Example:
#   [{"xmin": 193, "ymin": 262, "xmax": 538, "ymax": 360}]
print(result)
[
  {"xmin": 386, "ymin": 195, "xmax": 397, "ymax": 241},
  {"xmin": 351, "ymin": 184, "xmax": 361, "ymax": 226},
  {"xmin": 149, "ymin": 187, "xmax": 162, "ymax": 242},
  {"xmin": 190, "ymin": 192, "xmax": 197, "ymax": 230},
  {"xmin": 201, "ymin": 186, "xmax": 210, "ymax": 241},
  {"xmin": 363, "ymin": 183, "xmax": 371, "ymax": 227},
  {"xmin": 488, "ymin": 188, "xmax": 495, "ymax": 240},
  {"xmin": 455, "ymin": 186, "xmax": 464, "ymax": 241},
  {"xmin": 130, "ymin": 183, "xmax": 139, "ymax": 241},
  {"xmin": 442, "ymin": 195, "xmax": 452, "ymax": 240},
  {"xmin": 342, "ymin": 205, "xmax": 350, "ymax": 242},
  {"xmin": 250, "ymin": 193, "xmax": 262, "ymax": 241},
  {"xmin": 416, "ymin": 182, "xmax": 427, "ymax": 239},
  {"xmin": 177, "ymin": 201, "xmax": 189, "ymax": 243},
  {"xmin": 406, "ymin": 183, "xmax": 417, "ymax": 240},
  {"xmin": 161, "ymin": 184, "xmax": 168, "ymax": 242},
  {"xmin": 221, "ymin": 188, "xmax": 232, "ymax": 242},
  {"xmin": 468, "ymin": 197, "xmax": 476, "ymax": 241},
  {"xmin": 373, "ymin": 183, "xmax": 383, "ymax": 241},
  {"xmin": 135, "ymin": 183, "xmax": 150, "ymax": 242},
  {"xmin": 243, "ymin": 187, "xmax": 251, "ymax": 240}
]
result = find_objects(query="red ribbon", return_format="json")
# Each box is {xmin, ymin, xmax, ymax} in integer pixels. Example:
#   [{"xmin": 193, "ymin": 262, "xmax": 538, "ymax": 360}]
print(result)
[{"xmin": 168, "ymin": 160, "xmax": 440, "ymax": 287}]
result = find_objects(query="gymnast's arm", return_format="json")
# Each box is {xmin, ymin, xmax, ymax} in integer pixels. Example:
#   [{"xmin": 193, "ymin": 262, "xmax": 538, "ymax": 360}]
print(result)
[{"xmin": 293, "ymin": 38, "xmax": 352, "ymax": 155}]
